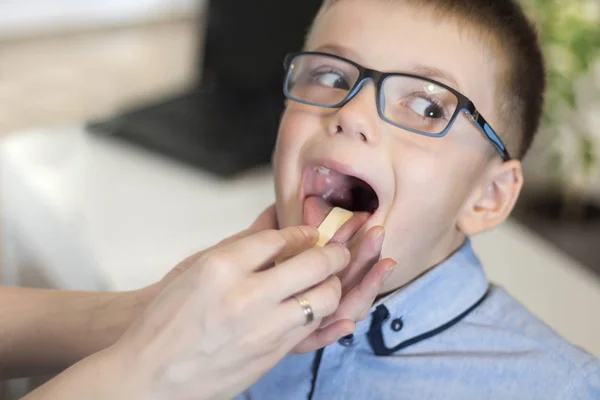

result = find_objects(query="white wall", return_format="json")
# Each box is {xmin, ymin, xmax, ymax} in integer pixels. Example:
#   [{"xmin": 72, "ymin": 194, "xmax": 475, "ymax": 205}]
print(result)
[{"xmin": 0, "ymin": 0, "xmax": 204, "ymax": 39}]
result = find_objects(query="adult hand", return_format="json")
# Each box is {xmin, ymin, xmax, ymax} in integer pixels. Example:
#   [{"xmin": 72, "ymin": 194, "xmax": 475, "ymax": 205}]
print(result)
[
  {"xmin": 293, "ymin": 226, "xmax": 396, "ymax": 353},
  {"xmin": 160, "ymin": 205, "xmax": 396, "ymax": 355},
  {"xmin": 21, "ymin": 205, "xmax": 394, "ymax": 400},
  {"xmin": 108, "ymin": 224, "xmax": 351, "ymax": 400}
]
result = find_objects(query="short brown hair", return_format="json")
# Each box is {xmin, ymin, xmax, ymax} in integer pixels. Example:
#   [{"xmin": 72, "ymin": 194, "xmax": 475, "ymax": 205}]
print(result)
[{"xmin": 308, "ymin": 0, "xmax": 546, "ymax": 159}]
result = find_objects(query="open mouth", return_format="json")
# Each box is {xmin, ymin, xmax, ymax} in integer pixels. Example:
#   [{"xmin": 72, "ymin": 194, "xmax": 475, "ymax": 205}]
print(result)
[{"xmin": 302, "ymin": 164, "xmax": 380, "ymax": 244}]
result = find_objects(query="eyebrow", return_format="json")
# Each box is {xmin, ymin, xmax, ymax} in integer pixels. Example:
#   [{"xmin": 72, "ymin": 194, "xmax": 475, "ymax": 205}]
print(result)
[
  {"xmin": 312, "ymin": 44, "xmax": 461, "ymax": 90},
  {"xmin": 404, "ymin": 64, "xmax": 460, "ymax": 89},
  {"xmin": 313, "ymin": 44, "xmax": 362, "ymax": 63}
]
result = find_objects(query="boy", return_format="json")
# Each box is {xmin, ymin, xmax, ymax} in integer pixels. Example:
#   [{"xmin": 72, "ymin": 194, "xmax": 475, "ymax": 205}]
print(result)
[{"xmin": 237, "ymin": 0, "xmax": 600, "ymax": 399}]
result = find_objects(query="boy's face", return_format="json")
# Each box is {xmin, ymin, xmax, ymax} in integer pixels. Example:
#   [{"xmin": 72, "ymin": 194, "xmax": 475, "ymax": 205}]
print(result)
[{"xmin": 273, "ymin": 0, "xmax": 514, "ymax": 290}]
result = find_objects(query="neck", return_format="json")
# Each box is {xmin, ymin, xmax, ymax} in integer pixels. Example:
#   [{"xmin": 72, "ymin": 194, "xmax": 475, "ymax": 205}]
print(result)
[{"xmin": 377, "ymin": 231, "xmax": 467, "ymax": 299}]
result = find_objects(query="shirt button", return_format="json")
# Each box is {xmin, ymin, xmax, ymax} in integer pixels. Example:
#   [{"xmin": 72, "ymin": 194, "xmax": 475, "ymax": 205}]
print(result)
[
  {"xmin": 391, "ymin": 318, "xmax": 404, "ymax": 332},
  {"xmin": 338, "ymin": 334, "xmax": 354, "ymax": 347}
]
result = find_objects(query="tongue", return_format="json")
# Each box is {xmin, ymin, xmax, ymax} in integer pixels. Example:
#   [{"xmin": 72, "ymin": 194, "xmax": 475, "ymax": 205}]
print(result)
[
  {"xmin": 303, "ymin": 196, "xmax": 370, "ymax": 245},
  {"xmin": 304, "ymin": 196, "xmax": 334, "ymax": 227}
]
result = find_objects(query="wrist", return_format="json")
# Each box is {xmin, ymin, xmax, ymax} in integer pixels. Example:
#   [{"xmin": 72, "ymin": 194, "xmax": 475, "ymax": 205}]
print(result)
[
  {"xmin": 86, "ymin": 344, "xmax": 153, "ymax": 400},
  {"xmin": 22, "ymin": 344, "xmax": 151, "ymax": 400},
  {"xmin": 134, "ymin": 283, "xmax": 162, "ymax": 313},
  {"xmin": 119, "ymin": 284, "xmax": 162, "ymax": 328},
  {"xmin": 105, "ymin": 287, "xmax": 164, "ymax": 399},
  {"xmin": 85, "ymin": 286, "xmax": 160, "ymax": 357}
]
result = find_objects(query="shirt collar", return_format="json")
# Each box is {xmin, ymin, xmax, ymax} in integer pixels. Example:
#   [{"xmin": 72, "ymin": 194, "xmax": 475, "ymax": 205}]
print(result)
[{"xmin": 355, "ymin": 239, "xmax": 489, "ymax": 354}]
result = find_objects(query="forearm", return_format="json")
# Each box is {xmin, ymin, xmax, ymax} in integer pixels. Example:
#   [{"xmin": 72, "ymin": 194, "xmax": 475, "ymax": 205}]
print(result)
[
  {"xmin": 0, "ymin": 285, "xmax": 158, "ymax": 379},
  {"xmin": 22, "ymin": 344, "xmax": 145, "ymax": 400}
]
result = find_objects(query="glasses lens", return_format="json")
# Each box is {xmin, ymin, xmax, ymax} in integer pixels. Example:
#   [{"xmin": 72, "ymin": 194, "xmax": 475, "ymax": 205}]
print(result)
[
  {"xmin": 381, "ymin": 76, "xmax": 459, "ymax": 135},
  {"xmin": 285, "ymin": 54, "xmax": 360, "ymax": 107}
]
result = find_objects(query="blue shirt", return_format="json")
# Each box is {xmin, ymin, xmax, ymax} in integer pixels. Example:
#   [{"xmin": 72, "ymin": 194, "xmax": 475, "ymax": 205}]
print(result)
[{"xmin": 237, "ymin": 240, "xmax": 600, "ymax": 400}]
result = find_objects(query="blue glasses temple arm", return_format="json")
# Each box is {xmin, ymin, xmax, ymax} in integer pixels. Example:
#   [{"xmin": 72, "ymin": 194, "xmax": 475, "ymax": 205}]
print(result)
[{"xmin": 468, "ymin": 110, "xmax": 511, "ymax": 161}]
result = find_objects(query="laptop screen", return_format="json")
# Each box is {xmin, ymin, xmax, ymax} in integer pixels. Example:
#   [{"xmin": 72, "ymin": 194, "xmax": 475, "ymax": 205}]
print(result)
[{"xmin": 201, "ymin": 0, "xmax": 323, "ymax": 93}]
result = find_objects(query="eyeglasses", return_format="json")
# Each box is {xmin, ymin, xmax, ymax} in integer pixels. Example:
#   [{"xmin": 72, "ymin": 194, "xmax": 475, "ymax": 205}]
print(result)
[{"xmin": 283, "ymin": 52, "xmax": 511, "ymax": 161}]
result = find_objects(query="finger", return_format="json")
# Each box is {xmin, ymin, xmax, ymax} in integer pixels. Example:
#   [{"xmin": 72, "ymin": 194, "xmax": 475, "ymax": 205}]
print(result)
[
  {"xmin": 323, "ymin": 258, "xmax": 396, "ymax": 327},
  {"xmin": 340, "ymin": 227, "xmax": 385, "ymax": 294},
  {"xmin": 346, "ymin": 225, "xmax": 384, "ymax": 254},
  {"xmin": 292, "ymin": 320, "xmax": 356, "ymax": 354},
  {"xmin": 260, "ymin": 243, "xmax": 350, "ymax": 301},
  {"xmin": 209, "ymin": 226, "xmax": 319, "ymax": 272},
  {"xmin": 273, "ymin": 275, "xmax": 343, "ymax": 332}
]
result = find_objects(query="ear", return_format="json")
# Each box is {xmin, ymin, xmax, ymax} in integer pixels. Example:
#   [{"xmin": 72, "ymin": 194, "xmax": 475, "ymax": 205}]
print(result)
[{"xmin": 457, "ymin": 160, "xmax": 523, "ymax": 236}]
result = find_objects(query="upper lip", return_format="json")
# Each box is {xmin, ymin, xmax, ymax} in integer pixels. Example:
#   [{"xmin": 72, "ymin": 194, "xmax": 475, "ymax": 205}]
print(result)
[{"xmin": 301, "ymin": 157, "xmax": 381, "ymax": 210}]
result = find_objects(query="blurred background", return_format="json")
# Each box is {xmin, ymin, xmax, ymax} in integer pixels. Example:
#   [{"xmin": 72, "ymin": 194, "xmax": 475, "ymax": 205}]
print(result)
[
  {"xmin": 0, "ymin": 0, "xmax": 201, "ymax": 135},
  {"xmin": 0, "ymin": 0, "xmax": 598, "ymax": 398}
]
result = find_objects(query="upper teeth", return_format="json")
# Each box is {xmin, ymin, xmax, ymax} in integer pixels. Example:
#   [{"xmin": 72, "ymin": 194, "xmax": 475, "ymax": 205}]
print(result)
[{"xmin": 315, "ymin": 166, "xmax": 331, "ymax": 175}]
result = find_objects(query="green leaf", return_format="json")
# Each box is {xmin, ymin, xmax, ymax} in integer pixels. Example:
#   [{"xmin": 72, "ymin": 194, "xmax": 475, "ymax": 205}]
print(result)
[{"xmin": 569, "ymin": 27, "xmax": 600, "ymax": 73}]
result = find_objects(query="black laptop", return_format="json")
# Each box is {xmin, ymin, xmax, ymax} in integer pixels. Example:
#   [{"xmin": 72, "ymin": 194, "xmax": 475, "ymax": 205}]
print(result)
[{"xmin": 88, "ymin": 0, "xmax": 322, "ymax": 177}]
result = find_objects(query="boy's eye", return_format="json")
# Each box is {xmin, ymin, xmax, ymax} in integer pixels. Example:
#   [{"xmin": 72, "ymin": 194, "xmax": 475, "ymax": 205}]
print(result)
[
  {"xmin": 315, "ymin": 72, "xmax": 350, "ymax": 90},
  {"xmin": 407, "ymin": 97, "xmax": 445, "ymax": 119}
]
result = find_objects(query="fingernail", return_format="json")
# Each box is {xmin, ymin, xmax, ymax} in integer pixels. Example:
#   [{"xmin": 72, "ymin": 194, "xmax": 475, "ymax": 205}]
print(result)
[
  {"xmin": 337, "ymin": 244, "xmax": 351, "ymax": 263},
  {"xmin": 325, "ymin": 243, "xmax": 351, "ymax": 270},
  {"xmin": 381, "ymin": 261, "xmax": 397, "ymax": 283},
  {"xmin": 375, "ymin": 229, "xmax": 385, "ymax": 250}
]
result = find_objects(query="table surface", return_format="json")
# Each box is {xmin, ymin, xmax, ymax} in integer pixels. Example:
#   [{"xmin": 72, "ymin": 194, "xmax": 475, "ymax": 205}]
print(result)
[{"xmin": 1, "ymin": 126, "xmax": 599, "ymax": 357}]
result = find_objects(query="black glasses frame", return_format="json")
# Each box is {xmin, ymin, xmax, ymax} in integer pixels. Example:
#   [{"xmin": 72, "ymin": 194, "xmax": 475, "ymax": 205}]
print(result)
[{"xmin": 283, "ymin": 51, "xmax": 511, "ymax": 161}]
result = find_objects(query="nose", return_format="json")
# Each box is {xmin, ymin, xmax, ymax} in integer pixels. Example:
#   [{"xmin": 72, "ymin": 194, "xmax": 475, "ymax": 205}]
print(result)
[{"xmin": 327, "ymin": 80, "xmax": 381, "ymax": 145}]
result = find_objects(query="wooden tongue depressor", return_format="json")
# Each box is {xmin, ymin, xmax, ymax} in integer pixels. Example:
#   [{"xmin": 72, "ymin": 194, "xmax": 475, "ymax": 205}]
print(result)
[
  {"xmin": 315, "ymin": 207, "xmax": 354, "ymax": 248},
  {"xmin": 275, "ymin": 207, "xmax": 354, "ymax": 265}
]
